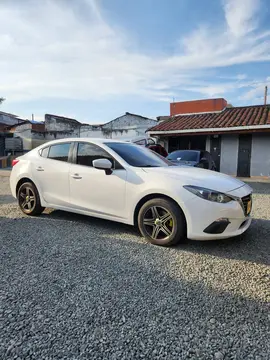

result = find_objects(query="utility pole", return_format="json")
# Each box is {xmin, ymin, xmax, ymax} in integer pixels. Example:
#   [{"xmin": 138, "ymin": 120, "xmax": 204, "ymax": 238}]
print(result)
[{"xmin": 264, "ymin": 86, "xmax": 268, "ymax": 105}]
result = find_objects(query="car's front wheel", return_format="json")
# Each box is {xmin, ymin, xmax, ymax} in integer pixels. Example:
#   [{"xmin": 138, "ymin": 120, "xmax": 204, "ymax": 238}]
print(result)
[
  {"xmin": 17, "ymin": 182, "xmax": 45, "ymax": 216},
  {"xmin": 138, "ymin": 198, "xmax": 186, "ymax": 246}
]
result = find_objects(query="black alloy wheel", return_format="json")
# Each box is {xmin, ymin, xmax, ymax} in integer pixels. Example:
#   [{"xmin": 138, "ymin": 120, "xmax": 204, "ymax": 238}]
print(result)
[
  {"xmin": 17, "ymin": 182, "xmax": 45, "ymax": 216},
  {"xmin": 138, "ymin": 198, "xmax": 186, "ymax": 246}
]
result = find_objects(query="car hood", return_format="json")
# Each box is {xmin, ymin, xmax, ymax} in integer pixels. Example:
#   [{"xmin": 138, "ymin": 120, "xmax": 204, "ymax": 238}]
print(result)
[{"xmin": 142, "ymin": 166, "xmax": 247, "ymax": 193}]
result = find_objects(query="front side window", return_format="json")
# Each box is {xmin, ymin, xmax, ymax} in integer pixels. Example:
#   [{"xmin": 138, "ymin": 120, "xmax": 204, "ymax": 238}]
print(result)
[
  {"xmin": 76, "ymin": 142, "xmax": 117, "ymax": 168},
  {"xmin": 105, "ymin": 142, "xmax": 173, "ymax": 167},
  {"xmin": 48, "ymin": 143, "xmax": 71, "ymax": 162}
]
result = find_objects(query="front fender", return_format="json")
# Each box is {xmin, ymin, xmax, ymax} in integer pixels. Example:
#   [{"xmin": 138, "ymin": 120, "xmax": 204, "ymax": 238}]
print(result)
[{"xmin": 128, "ymin": 187, "xmax": 193, "ymax": 231}]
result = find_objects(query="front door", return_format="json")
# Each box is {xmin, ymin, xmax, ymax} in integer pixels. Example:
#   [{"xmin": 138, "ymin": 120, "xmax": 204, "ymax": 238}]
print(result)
[
  {"xmin": 69, "ymin": 141, "xmax": 127, "ymax": 220},
  {"xmin": 210, "ymin": 136, "xmax": 221, "ymax": 171},
  {"xmin": 237, "ymin": 135, "xmax": 252, "ymax": 177}
]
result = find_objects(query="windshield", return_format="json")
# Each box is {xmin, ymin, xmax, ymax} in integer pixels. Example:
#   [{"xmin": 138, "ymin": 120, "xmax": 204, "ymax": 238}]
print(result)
[
  {"xmin": 167, "ymin": 150, "xmax": 199, "ymax": 162},
  {"xmin": 105, "ymin": 142, "xmax": 173, "ymax": 167}
]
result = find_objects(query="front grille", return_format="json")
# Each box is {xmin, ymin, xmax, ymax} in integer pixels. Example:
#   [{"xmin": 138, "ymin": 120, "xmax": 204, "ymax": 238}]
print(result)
[{"xmin": 241, "ymin": 194, "xmax": 252, "ymax": 216}]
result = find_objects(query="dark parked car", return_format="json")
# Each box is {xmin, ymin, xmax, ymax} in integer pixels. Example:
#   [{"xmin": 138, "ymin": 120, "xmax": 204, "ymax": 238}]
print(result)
[{"xmin": 166, "ymin": 150, "xmax": 217, "ymax": 171}]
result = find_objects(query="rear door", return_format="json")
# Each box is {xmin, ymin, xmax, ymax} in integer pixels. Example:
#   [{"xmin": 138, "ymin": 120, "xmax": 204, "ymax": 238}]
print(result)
[
  {"xmin": 32, "ymin": 142, "xmax": 73, "ymax": 207},
  {"xmin": 69, "ymin": 141, "xmax": 127, "ymax": 219}
]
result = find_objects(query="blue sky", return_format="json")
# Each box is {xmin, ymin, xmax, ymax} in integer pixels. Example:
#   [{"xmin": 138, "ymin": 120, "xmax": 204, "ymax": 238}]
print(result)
[{"xmin": 0, "ymin": 0, "xmax": 269, "ymax": 123}]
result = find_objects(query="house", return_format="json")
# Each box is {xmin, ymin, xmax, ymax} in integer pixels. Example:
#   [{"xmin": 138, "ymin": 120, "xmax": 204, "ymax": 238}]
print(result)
[
  {"xmin": 8, "ymin": 121, "xmax": 46, "ymax": 151},
  {"xmin": 148, "ymin": 98, "xmax": 270, "ymax": 178},
  {"xmin": 80, "ymin": 112, "xmax": 157, "ymax": 140},
  {"xmin": 0, "ymin": 111, "xmax": 26, "ymax": 156},
  {"xmin": 5, "ymin": 112, "xmax": 157, "ymax": 153},
  {"xmin": 0, "ymin": 111, "xmax": 25, "ymax": 127}
]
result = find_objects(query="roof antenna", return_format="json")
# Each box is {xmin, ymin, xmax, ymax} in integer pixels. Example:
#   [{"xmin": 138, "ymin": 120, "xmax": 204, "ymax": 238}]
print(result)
[{"xmin": 264, "ymin": 86, "xmax": 268, "ymax": 105}]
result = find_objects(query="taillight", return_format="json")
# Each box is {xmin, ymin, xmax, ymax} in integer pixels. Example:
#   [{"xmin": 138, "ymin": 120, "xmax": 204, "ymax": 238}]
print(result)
[{"xmin": 12, "ymin": 159, "xmax": 20, "ymax": 167}]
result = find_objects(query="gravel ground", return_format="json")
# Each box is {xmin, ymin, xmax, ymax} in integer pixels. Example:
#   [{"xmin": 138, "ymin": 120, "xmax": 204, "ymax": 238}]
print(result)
[{"xmin": 0, "ymin": 173, "xmax": 269, "ymax": 359}]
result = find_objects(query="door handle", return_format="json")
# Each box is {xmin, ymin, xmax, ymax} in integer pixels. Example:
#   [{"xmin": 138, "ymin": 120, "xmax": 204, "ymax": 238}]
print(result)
[
  {"xmin": 71, "ymin": 173, "xmax": 82, "ymax": 179},
  {"xmin": 36, "ymin": 166, "xmax": 44, "ymax": 171}
]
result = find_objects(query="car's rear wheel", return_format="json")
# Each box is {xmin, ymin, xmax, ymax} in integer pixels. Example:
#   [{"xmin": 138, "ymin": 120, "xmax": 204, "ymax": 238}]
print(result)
[
  {"xmin": 138, "ymin": 198, "xmax": 186, "ymax": 246},
  {"xmin": 17, "ymin": 182, "xmax": 45, "ymax": 216}
]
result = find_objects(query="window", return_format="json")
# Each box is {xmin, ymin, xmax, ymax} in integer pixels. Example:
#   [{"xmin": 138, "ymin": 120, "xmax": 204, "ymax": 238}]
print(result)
[
  {"xmin": 167, "ymin": 150, "xmax": 199, "ymax": 162},
  {"xmin": 106, "ymin": 142, "xmax": 173, "ymax": 167},
  {"xmin": 39, "ymin": 147, "xmax": 49, "ymax": 158},
  {"xmin": 48, "ymin": 143, "xmax": 71, "ymax": 162},
  {"xmin": 76, "ymin": 142, "xmax": 121, "ymax": 169}
]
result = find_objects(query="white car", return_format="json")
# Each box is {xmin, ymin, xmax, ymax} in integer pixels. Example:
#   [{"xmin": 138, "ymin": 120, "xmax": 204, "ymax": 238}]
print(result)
[{"xmin": 10, "ymin": 138, "xmax": 253, "ymax": 246}]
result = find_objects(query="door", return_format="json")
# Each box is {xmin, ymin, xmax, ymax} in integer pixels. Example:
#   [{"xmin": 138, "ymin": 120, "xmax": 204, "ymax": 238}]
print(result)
[
  {"xmin": 237, "ymin": 135, "xmax": 252, "ymax": 177},
  {"xmin": 69, "ymin": 141, "xmax": 127, "ymax": 219},
  {"xmin": 32, "ymin": 142, "xmax": 72, "ymax": 206},
  {"xmin": 210, "ymin": 136, "xmax": 221, "ymax": 171}
]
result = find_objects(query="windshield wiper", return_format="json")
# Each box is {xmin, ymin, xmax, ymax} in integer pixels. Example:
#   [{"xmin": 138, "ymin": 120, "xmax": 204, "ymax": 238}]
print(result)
[{"xmin": 140, "ymin": 165, "xmax": 160, "ymax": 167}]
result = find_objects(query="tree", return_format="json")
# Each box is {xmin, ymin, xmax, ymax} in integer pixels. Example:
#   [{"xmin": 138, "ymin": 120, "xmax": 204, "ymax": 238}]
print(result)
[{"xmin": 0, "ymin": 97, "xmax": 5, "ymax": 105}]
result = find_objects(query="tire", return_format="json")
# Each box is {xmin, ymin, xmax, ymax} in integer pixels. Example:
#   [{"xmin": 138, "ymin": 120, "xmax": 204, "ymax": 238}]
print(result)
[
  {"xmin": 138, "ymin": 198, "xmax": 186, "ymax": 246},
  {"xmin": 17, "ymin": 182, "xmax": 45, "ymax": 216}
]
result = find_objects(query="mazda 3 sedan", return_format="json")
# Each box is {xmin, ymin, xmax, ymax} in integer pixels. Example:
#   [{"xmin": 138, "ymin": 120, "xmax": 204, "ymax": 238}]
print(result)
[{"xmin": 10, "ymin": 138, "xmax": 253, "ymax": 246}]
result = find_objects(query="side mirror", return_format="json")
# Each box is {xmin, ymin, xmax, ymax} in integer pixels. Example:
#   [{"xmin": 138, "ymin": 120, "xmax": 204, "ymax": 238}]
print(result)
[{"xmin": 93, "ymin": 158, "xmax": 113, "ymax": 175}]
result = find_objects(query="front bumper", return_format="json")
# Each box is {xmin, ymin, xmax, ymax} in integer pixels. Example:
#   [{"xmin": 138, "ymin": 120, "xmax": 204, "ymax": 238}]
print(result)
[{"xmin": 185, "ymin": 185, "xmax": 253, "ymax": 241}]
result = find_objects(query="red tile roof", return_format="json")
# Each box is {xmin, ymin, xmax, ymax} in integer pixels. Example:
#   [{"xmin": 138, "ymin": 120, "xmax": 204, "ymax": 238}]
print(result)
[{"xmin": 148, "ymin": 105, "xmax": 270, "ymax": 133}]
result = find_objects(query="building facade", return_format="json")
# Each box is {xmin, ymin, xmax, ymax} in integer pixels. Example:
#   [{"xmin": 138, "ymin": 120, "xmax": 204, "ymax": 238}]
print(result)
[
  {"xmin": 5, "ymin": 112, "xmax": 157, "ymax": 154},
  {"xmin": 148, "ymin": 99, "xmax": 270, "ymax": 178},
  {"xmin": 0, "ymin": 111, "xmax": 26, "ymax": 156}
]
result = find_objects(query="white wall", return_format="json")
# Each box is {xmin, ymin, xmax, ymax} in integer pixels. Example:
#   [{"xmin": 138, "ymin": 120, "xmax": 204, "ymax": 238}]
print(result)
[
  {"xmin": 13, "ymin": 123, "xmax": 33, "ymax": 151},
  {"xmin": 45, "ymin": 115, "xmax": 80, "ymax": 133},
  {"xmin": 81, "ymin": 114, "xmax": 157, "ymax": 140},
  {"xmin": 14, "ymin": 129, "xmax": 32, "ymax": 151},
  {"xmin": 80, "ymin": 125, "xmax": 103, "ymax": 138}
]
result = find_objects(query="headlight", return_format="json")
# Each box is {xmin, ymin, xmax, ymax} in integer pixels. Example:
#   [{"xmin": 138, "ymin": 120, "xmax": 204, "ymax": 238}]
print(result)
[{"xmin": 183, "ymin": 185, "xmax": 233, "ymax": 203}]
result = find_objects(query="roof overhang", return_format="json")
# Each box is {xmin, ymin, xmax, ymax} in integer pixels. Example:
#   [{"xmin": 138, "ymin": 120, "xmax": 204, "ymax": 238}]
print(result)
[{"xmin": 149, "ymin": 124, "xmax": 270, "ymax": 136}]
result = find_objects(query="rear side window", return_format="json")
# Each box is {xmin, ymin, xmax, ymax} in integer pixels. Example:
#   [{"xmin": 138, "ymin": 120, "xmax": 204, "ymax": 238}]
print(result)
[
  {"xmin": 39, "ymin": 147, "xmax": 49, "ymax": 158},
  {"xmin": 48, "ymin": 143, "xmax": 71, "ymax": 162}
]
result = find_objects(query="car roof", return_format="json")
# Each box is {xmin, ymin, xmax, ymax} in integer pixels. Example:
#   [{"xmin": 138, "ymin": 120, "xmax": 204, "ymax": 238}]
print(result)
[{"xmin": 38, "ymin": 138, "xmax": 130, "ymax": 148}]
